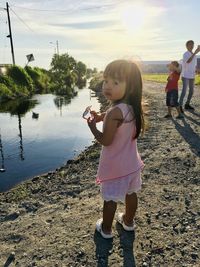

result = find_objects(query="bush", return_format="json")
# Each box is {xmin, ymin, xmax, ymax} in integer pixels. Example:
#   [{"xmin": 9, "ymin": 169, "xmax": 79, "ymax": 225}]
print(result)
[
  {"xmin": 195, "ymin": 75, "xmax": 200, "ymax": 85},
  {"xmin": 25, "ymin": 66, "xmax": 40, "ymax": 81},
  {"xmin": 25, "ymin": 66, "xmax": 51, "ymax": 93},
  {"xmin": 7, "ymin": 65, "xmax": 33, "ymax": 92},
  {"xmin": 0, "ymin": 83, "xmax": 12, "ymax": 99},
  {"xmin": 89, "ymin": 74, "xmax": 103, "ymax": 92},
  {"xmin": 0, "ymin": 75, "xmax": 20, "ymax": 97}
]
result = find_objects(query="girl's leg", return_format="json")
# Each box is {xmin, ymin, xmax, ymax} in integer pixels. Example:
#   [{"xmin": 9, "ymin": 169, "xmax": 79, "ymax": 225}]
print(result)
[
  {"xmin": 124, "ymin": 192, "xmax": 138, "ymax": 226},
  {"xmin": 102, "ymin": 200, "xmax": 117, "ymax": 233}
]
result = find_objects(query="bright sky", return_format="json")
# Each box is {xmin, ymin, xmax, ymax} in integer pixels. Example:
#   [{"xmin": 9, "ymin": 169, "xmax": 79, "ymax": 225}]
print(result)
[{"xmin": 0, "ymin": 0, "xmax": 200, "ymax": 70}]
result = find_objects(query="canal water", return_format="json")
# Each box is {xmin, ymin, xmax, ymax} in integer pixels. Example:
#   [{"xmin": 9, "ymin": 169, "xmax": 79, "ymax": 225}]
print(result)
[{"xmin": 0, "ymin": 88, "xmax": 102, "ymax": 192}]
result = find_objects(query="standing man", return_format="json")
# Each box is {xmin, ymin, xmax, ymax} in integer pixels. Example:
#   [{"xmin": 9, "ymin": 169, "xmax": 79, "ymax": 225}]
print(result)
[{"xmin": 179, "ymin": 40, "xmax": 200, "ymax": 112}]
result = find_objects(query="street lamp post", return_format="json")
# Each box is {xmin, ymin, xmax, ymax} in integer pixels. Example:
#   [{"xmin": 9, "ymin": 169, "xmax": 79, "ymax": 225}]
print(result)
[{"xmin": 49, "ymin": 40, "xmax": 59, "ymax": 55}]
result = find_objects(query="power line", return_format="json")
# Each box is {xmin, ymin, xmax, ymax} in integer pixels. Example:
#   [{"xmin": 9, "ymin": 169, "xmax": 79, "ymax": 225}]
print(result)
[
  {"xmin": 10, "ymin": 2, "xmax": 116, "ymax": 13},
  {"xmin": 10, "ymin": 7, "xmax": 35, "ymax": 33}
]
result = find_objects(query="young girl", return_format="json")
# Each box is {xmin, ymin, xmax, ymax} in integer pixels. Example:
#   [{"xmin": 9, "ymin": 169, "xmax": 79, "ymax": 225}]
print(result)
[{"xmin": 87, "ymin": 59, "xmax": 144, "ymax": 238}]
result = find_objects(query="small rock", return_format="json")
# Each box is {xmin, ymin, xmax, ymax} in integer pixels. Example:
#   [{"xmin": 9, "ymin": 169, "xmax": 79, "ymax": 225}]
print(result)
[
  {"xmin": 191, "ymin": 253, "xmax": 198, "ymax": 260},
  {"xmin": 32, "ymin": 176, "xmax": 39, "ymax": 182},
  {"xmin": 5, "ymin": 211, "xmax": 20, "ymax": 221}
]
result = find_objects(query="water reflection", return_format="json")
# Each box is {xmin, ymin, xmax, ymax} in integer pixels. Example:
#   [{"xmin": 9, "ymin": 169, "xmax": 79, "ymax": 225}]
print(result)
[
  {"xmin": 18, "ymin": 114, "xmax": 24, "ymax": 161},
  {"xmin": 0, "ymin": 89, "xmax": 101, "ymax": 192},
  {"xmin": 0, "ymin": 98, "xmax": 38, "ymax": 116},
  {"xmin": 0, "ymin": 99, "xmax": 39, "ymax": 166},
  {"xmin": 54, "ymin": 96, "xmax": 72, "ymax": 116},
  {"xmin": 0, "ymin": 133, "xmax": 5, "ymax": 172}
]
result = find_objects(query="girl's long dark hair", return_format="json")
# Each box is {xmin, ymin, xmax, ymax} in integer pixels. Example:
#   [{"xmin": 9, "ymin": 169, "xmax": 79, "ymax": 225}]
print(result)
[{"xmin": 104, "ymin": 59, "xmax": 144, "ymax": 139}]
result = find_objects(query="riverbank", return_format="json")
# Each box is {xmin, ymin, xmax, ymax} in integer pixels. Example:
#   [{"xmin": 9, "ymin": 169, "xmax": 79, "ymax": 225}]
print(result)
[{"xmin": 0, "ymin": 81, "xmax": 199, "ymax": 266}]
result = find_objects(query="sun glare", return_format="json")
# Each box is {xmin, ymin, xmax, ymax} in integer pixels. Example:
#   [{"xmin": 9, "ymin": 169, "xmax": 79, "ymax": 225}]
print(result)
[{"xmin": 121, "ymin": 4, "xmax": 146, "ymax": 34}]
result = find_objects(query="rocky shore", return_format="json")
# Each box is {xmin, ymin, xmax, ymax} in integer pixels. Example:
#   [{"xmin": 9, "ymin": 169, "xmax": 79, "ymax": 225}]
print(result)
[{"xmin": 0, "ymin": 81, "xmax": 199, "ymax": 267}]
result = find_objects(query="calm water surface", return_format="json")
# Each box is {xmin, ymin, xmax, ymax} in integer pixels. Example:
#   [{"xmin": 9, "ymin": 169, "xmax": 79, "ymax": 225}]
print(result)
[{"xmin": 0, "ymin": 88, "xmax": 102, "ymax": 192}]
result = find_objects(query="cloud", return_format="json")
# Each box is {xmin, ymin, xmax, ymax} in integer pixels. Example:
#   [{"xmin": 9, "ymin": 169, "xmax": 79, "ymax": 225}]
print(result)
[
  {"xmin": 1, "ymin": 0, "xmax": 189, "ymax": 69},
  {"xmin": 50, "ymin": 20, "xmax": 118, "ymax": 30}
]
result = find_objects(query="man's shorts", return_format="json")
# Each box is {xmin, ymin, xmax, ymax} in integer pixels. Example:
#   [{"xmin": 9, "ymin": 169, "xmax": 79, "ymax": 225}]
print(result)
[{"xmin": 166, "ymin": 89, "xmax": 179, "ymax": 107}]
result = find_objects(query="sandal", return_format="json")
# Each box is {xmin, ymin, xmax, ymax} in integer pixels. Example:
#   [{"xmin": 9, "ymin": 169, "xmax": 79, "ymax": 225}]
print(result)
[
  {"xmin": 117, "ymin": 213, "xmax": 135, "ymax": 231},
  {"xmin": 96, "ymin": 219, "xmax": 113, "ymax": 239}
]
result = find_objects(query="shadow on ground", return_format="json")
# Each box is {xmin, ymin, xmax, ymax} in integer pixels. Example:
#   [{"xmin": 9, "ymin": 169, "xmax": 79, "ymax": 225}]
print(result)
[
  {"xmin": 172, "ymin": 117, "xmax": 200, "ymax": 156},
  {"xmin": 186, "ymin": 109, "xmax": 200, "ymax": 118},
  {"xmin": 94, "ymin": 230, "xmax": 113, "ymax": 267},
  {"xmin": 183, "ymin": 113, "xmax": 200, "ymax": 127},
  {"xmin": 94, "ymin": 223, "xmax": 136, "ymax": 267},
  {"xmin": 116, "ymin": 222, "xmax": 136, "ymax": 267}
]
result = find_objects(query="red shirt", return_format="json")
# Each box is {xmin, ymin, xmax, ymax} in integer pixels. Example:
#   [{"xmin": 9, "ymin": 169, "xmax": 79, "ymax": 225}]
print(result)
[{"xmin": 165, "ymin": 71, "xmax": 180, "ymax": 92}]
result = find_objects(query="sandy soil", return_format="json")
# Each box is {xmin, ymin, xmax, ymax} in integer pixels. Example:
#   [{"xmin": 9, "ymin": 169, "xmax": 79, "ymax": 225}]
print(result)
[{"xmin": 0, "ymin": 81, "xmax": 199, "ymax": 267}]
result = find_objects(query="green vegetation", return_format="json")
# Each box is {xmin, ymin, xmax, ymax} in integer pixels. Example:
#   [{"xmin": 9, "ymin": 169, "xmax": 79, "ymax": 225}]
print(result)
[
  {"xmin": 196, "ymin": 76, "xmax": 200, "ymax": 85},
  {"xmin": 143, "ymin": 73, "xmax": 168, "ymax": 83},
  {"xmin": 143, "ymin": 73, "xmax": 200, "ymax": 85},
  {"xmin": 0, "ymin": 98, "xmax": 38, "ymax": 116},
  {"xmin": 86, "ymin": 67, "xmax": 98, "ymax": 79},
  {"xmin": 89, "ymin": 73, "xmax": 103, "ymax": 92},
  {"xmin": 0, "ymin": 83, "xmax": 12, "ymax": 99},
  {"xmin": 8, "ymin": 65, "xmax": 33, "ymax": 92},
  {"xmin": 25, "ymin": 66, "xmax": 51, "ymax": 93},
  {"xmin": 0, "ymin": 65, "xmax": 51, "ymax": 101},
  {"xmin": 0, "ymin": 53, "xmax": 89, "ymax": 102},
  {"xmin": 49, "ymin": 53, "xmax": 87, "ymax": 95}
]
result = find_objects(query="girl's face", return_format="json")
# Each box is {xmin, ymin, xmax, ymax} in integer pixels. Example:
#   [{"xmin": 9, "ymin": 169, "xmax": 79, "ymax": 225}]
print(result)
[{"xmin": 102, "ymin": 76, "xmax": 126, "ymax": 101}]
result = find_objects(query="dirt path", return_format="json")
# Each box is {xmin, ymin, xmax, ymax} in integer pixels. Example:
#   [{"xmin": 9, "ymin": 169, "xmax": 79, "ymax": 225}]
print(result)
[{"xmin": 0, "ymin": 81, "xmax": 199, "ymax": 267}]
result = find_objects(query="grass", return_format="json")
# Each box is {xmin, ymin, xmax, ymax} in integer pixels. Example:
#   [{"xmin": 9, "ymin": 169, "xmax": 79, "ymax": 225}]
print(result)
[
  {"xmin": 143, "ymin": 73, "xmax": 200, "ymax": 85},
  {"xmin": 143, "ymin": 73, "xmax": 168, "ymax": 83}
]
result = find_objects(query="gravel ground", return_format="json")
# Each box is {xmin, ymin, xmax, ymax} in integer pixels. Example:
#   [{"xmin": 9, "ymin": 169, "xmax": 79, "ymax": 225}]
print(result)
[{"xmin": 0, "ymin": 81, "xmax": 199, "ymax": 267}]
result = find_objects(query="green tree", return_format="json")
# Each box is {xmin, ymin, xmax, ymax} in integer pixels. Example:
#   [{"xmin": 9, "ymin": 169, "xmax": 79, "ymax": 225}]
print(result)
[
  {"xmin": 50, "ymin": 53, "xmax": 78, "ymax": 95},
  {"xmin": 75, "ymin": 61, "xmax": 87, "ymax": 88}
]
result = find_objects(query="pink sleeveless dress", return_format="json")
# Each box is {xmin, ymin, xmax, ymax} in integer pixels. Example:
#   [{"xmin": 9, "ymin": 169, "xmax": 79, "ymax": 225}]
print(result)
[{"xmin": 96, "ymin": 103, "xmax": 144, "ymax": 184}]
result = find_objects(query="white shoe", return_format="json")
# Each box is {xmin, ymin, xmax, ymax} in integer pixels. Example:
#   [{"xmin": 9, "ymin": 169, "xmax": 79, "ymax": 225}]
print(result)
[
  {"xmin": 96, "ymin": 219, "xmax": 113, "ymax": 239},
  {"xmin": 117, "ymin": 213, "xmax": 135, "ymax": 231}
]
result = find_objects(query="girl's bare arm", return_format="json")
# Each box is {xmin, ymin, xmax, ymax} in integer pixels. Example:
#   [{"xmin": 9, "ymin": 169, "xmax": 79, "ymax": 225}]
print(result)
[
  {"xmin": 90, "ymin": 111, "xmax": 106, "ymax": 122},
  {"xmin": 88, "ymin": 108, "xmax": 122, "ymax": 146}
]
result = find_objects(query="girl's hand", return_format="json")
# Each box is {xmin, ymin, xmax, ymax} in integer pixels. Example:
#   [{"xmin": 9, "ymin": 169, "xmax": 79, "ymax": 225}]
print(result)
[
  {"xmin": 87, "ymin": 116, "xmax": 96, "ymax": 130},
  {"xmin": 90, "ymin": 111, "xmax": 104, "ymax": 122}
]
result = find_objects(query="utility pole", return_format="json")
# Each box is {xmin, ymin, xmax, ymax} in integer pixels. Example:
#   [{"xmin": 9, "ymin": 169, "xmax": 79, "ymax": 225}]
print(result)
[
  {"xmin": 56, "ymin": 40, "xmax": 59, "ymax": 55},
  {"xmin": 5, "ymin": 2, "xmax": 15, "ymax": 65},
  {"xmin": 50, "ymin": 40, "xmax": 59, "ymax": 55}
]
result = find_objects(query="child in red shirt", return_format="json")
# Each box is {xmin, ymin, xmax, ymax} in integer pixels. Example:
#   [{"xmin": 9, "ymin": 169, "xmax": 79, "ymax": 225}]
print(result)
[{"xmin": 165, "ymin": 61, "xmax": 183, "ymax": 119}]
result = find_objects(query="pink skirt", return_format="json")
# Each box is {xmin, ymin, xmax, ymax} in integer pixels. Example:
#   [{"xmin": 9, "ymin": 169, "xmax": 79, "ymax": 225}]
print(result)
[{"xmin": 99, "ymin": 169, "xmax": 142, "ymax": 203}]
